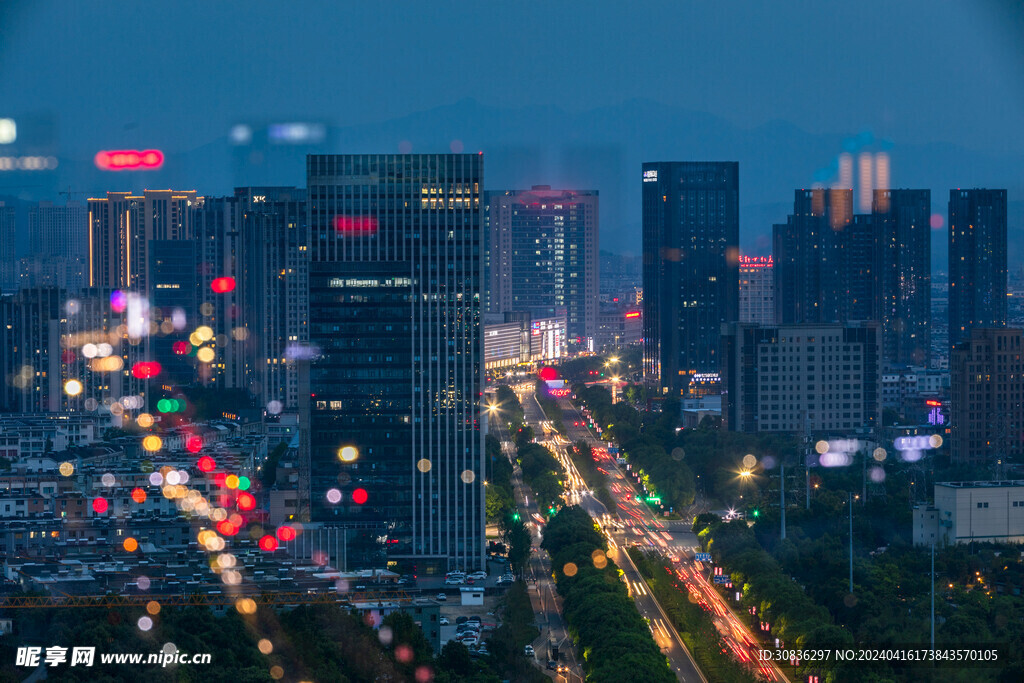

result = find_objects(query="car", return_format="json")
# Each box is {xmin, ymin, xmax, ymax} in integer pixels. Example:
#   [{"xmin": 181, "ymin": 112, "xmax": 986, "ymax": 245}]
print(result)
[
  {"xmin": 456, "ymin": 616, "xmax": 469, "ymax": 625},
  {"xmin": 557, "ymin": 664, "xmax": 569, "ymax": 673},
  {"xmin": 444, "ymin": 577, "xmax": 465, "ymax": 585},
  {"xmin": 524, "ymin": 645, "xmax": 535, "ymax": 656},
  {"xmin": 468, "ymin": 615, "xmax": 481, "ymax": 623},
  {"xmin": 468, "ymin": 570, "xmax": 487, "ymax": 580},
  {"xmin": 435, "ymin": 593, "xmax": 447, "ymax": 601},
  {"xmin": 465, "ymin": 578, "xmax": 475, "ymax": 585},
  {"xmin": 547, "ymin": 660, "xmax": 558, "ymax": 670},
  {"xmin": 439, "ymin": 617, "xmax": 449, "ymax": 625}
]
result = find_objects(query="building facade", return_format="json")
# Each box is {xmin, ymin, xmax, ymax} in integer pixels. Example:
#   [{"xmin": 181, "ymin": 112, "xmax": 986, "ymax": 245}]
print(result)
[
  {"xmin": 949, "ymin": 327, "xmax": 1023, "ymax": 465},
  {"xmin": 487, "ymin": 187, "xmax": 598, "ymax": 345},
  {"xmin": 0, "ymin": 288, "xmax": 63, "ymax": 413},
  {"xmin": 738, "ymin": 255, "xmax": 774, "ymax": 325},
  {"xmin": 642, "ymin": 162, "xmax": 739, "ymax": 396},
  {"xmin": 948, "ymin": 189, "xmax": 1007, "ymax": 349},
  {"xmin": 0, "ymin": 202, "xmax": 15, "ymax": 293},
  {"xmin": 306, "ymin": 154, "xmax": 485, "ymax": 572},
  {"xmin": 721, "ymin": 322, "xmax": 881, "ymax": 434},
  {"xmin": 914, "ymin": 481, "xmax": 1024, "ymax": 546},
  {"xmin": 594, "ymin": 303, "xmax": 642, "ymax": 351},
  {"xmin": 874, "ymin": 190, "xmax": 931, "ymax": 367}
]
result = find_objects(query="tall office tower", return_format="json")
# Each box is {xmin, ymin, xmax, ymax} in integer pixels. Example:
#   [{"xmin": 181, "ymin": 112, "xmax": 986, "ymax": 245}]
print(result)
[
  {"xmin": 487, "ymin": 187, "xmax": 598, "ymax": 345},
  {"xmin": 721, "ymin": 321, "xmax": 881, "ymax": 434},
  {"xmin": 307, "ymin": 154, "xmax": 484, "ymax": 571},
  {"xmin": 948, "ymin": 189, "xmax": 1007, "ymax": 349},
  {"xmin": 738, "ymin": 255, "xmax": 775, "ymax": 325},
  {"xmin": 642, "ymin": 162, "xmax": 739, "ymax": 396},
  {"xmin": 773, "ymin": 188, "xmax": 855, "ymax": 325},
  {"xmin": 950, "ymin": 328, "xmax": 1023, "ymax": 465},
  {"xmin": 0, "ymin": 288, "xmax": 63, "ymax": 412},
  {"xmin": 148, "ymin": 240, "xmax": 198, "ymax": 386},
  {"xmin": 87, "ymin": 190, "xmax": 200, "ymax": 292},
  {"xmin": 235, "ymin": 187, "xmax": 309, "ymax": 410},
  {"xmin": 873, "ymin": 189, "xmax": 931, "ymax": 367},
  {"xmin": 26, "ymin": 201, "xmax": 88, "ymax": 293},
  {"xmin": 0, "ymin": 202, "xmax": 15, "ymax": 292}
]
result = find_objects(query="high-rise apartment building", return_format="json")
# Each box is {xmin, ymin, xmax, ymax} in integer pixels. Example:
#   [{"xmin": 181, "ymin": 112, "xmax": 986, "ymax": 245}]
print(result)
[
  {"xmin": 642, "ymin": 162, "xmax": 739, "ymax": 396},
  {"xmin": 24, "ymin": 201, "xmax": 88, "ymax": 293},
  {"xmin": 948, "ymin": 189, "xmax": 1007, "ymax": 349},
  {"xmin": 0, "ymin": 202, "xmax": 15, "ymax": 292},
  {"xmin": 306, "ymin": 154, "xmax": 484, "ymax": 571},
  {"xmin": 87, "ymin": 190, "xmax": 200, "ymax": 292},
  {"xmin": 738, "ymin": 255, "xmax": 775, "ymax": 325},
  {"xmin": 950, "ymin": 327, "xmax": 1023, "ymax": 465},
  {"xmin": 721, "ymin": 321, "xmax": 881, "ymax": 434},
  {"xmin": 874, "ymin": 189, "xmax": 931, "ymax": 366},
  {"xmin": 487, "ymin": 187, "xmax": 598, "ymax": 344},
  {"xmin": 0, "ymin": 288, "xmax": 64, "ymax": 413},
  {"xmin": 773, "ymin": 189, "xmax": 855, "ymax": 325}
]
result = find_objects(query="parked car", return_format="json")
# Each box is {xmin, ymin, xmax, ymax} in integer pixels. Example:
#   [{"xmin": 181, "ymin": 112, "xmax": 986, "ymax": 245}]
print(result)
[
  {"xmin": 444, "ymin": 577, "xmax": 465, "ymax": 586},
  {"xmin": 456, "ymin": 616, "xmax": 469, "ymax": 625},
  {"xmin": 435, "ymin": 593, "xmax": 446, "ymax": 601},
  {"xmin": 468, "ymin": 570, "xmax": 487, "ymax": 580},
  {"xmin": 468, "ymin": 615, "xmax": 481, "ymax": 624},
  {"xmin": 524, "ymin": 645, "xmax": 535, "ymax": 656},
  {"xmin": 439, "ymin": 617, "xmax": 449, "ymax": 625},
  {"xmin": 547, "ymin": 660, "xmax": 558, "ymax": 670}
]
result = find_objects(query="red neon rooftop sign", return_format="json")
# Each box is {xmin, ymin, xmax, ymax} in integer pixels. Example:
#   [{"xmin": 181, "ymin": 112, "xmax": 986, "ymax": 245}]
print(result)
[
  {"xmin": 738, "ymin": 255, "xmax": 773, "ymax": 268},
  {"xmin": 94, "ymin": 149, "xmax": 165, "ymax": 171}
]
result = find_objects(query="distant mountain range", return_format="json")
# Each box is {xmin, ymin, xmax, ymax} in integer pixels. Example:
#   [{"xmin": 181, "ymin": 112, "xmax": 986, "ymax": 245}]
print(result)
[{"xmin": 4, "ymin": 97, "xmax": 1022, "ymax": 264}]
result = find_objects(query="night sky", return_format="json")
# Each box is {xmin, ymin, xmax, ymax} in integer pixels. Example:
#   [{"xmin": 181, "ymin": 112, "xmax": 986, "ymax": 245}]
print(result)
[{"xmin": 2, "ymin": 0, "xmax": 1023, "ymax": 256}]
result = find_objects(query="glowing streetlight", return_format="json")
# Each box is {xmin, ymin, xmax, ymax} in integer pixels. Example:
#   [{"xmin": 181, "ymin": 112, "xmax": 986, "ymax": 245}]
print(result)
[{"xmin": 739, "ymin": 470, "xmax": 752, "ymax": 478}]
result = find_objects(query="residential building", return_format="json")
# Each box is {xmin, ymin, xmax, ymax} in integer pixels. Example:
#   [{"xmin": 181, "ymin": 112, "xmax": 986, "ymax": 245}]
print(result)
[
  {"xmin": 874, "ymin": 189, "xmax": 931, "ymax": 367},
  {"xmin": 738, "ymin": 255, "xmax": 774, "ymax": 325},
  {"xmin": 721, "ymin": 321, "xmax": 881, "ymax": 434},
  {"xmin": 0, "ymin": 288, "xmax": 63, "ymax": 413},
  {"xmin": 0, "ymin": 202, "xmax": 14, "ymax": 292},
  {"xmin": 948, "ymin": 189, "xmax": 1007, "ymax": 348},
  {"xmin": 642, "ymin": 162, "xmax": 739, "ymax": 396},
  {"xmin": 487, "ymin": 187, "xmax": 598, "ymax": 345},
  {"xmin": 949, "ymin": 327, "xmax": 1023, "ymax": 465}
]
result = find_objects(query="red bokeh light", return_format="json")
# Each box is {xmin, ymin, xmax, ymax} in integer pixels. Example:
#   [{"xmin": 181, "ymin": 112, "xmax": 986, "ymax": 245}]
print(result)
[
  {"xmin": 131, "ymin": 361, "xmax": 161, "ymax": 379},
  {"xmin": 276, "ymin": 525, "xmax": 296, "ymax": 542},
  {"xmin": 333, "ymin": 215, "xmax": 378, "ymax": 236},
  {"xmin": 259, "ymin": 535, "xmax": 279, "ymax": 552},
  {"xmin": 538, "ymin": 367, "xmax": 559, "ymax": 381},
  {"xmin": 172, "ymin": 341, "xmax": 190, "ymax": 355},
  {"xmin": 94, "ymin": 149, "xmax": 164, "ymax": 171},
  {"xmin": 211, "ymin": 276, "xmax": 236, "ymax": 294},
  {"xmin": 197, "ymin": 455, "xmax": 216, "ymax": 472},
  {"xmin": 236, "ymin": 491, "xmax": 256, "ymax": 511},
  {"xmin": 131, "ymin": 488, "xmax": 147, "ymax": 504},
  {"xmin": 217, "ymin": 520, "xmax": 238, "ymax": 536},
  {"xmin": 186, "ymin": 436, "xmax": 203, "ymax": 453},
  {"xmin": 352, "ymin": 488, "xmax": 368, "ymax": 505},
  {"xmin": 92, "ymin": 497, "xmax": 108, "ymax": 514}
]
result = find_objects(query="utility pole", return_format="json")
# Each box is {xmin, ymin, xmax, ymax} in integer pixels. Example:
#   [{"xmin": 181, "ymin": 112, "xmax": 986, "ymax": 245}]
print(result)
[
  {"xmin": 848, "ymin": 492, "xmax": 854, "ymax": 593},
  {"xmin": 930, "ymin": 542, "xmax": 935, "ymax": 649},
  {"xmin": 780, "ymin": 459, "xmax": 786, "ymax": 540}
]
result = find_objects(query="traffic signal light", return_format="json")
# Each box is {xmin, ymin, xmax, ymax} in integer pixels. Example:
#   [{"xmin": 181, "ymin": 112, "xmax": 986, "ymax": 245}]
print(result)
[
  {"xmin": 512, "ymin": 512, "xmax": 520, "ymax": 522},
  {"xmin": 752, "ymin": 508, "xmax": 760, "ymax": 518}
]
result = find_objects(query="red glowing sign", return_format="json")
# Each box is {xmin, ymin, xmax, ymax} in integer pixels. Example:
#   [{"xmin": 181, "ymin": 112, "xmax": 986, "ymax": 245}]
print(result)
[
  {"xmin": 333, "ymin": 215, "xmax": 378, "ymax": 236},
  {"xmin": 259, "ymin": 535, "xmax": 279, "ymax": 552},
  {"xmin": 94, "ymin": 149, "xmax": 164, "ymax": 171},
  {"xmin": 276, "ymin": 525, "xmax": 296, "ymax": 541},
  {"xmin": 352, "ymin": 488, "xmax": 369, "ymax": 505},
  {"xmin": 131, "ymin": 361, "xmax": 161, "ymax": 379},
  {"xmin": 925, "ymin": 400, "xmax": 942, "ymax": 407},
  {"xmin": 738, "ymin": 255, "xmax": 773, "ymax": 268},
  {"xmin": 211, "ymin": 276, "xmax": 236, "ymax": 294},
  {"xmin": 625, "ymin": 311, "xmax": 641, "ymax": 319},
  {"xmin": 550, "ymin": 388, "xmax": 571, "ymax": 397}
]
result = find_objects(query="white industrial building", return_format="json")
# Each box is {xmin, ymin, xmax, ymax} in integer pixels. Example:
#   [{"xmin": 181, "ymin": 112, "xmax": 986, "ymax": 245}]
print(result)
[{"xmin": 913, "ymin": 481, "xmax": 1024, "ymax": 546}]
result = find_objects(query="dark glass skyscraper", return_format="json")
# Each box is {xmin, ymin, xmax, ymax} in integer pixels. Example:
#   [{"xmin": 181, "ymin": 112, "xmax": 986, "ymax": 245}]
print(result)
[
  {"xmin": 874, "ymin": 189, "xmax": 931, "ymax": 366},
  {"xmin": 948, "ymin": 189, "xmax": 1007, "ymax": 348},
  {"xmin": 306, "ymin": 154, "xmax": 484, "ymax": 572},
  {"xmin": 642, "ymin": 162, "xmax": 738, "ymax": 396}
]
